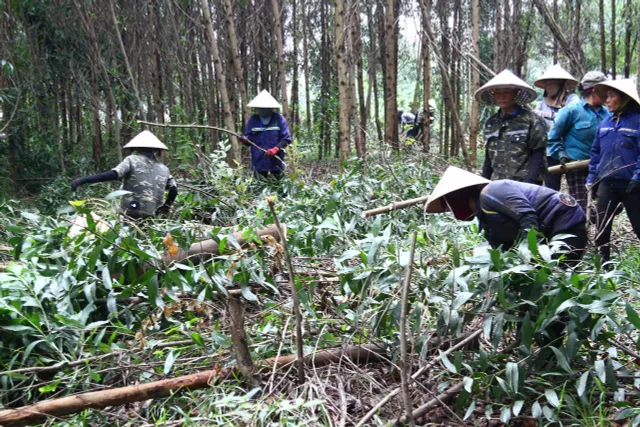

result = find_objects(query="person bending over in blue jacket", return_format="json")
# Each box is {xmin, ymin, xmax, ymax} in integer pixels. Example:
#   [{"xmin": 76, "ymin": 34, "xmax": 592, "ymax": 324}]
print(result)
[
  {"xmin": 242, "ymin": 90, "xmax": 292, "ymax": 181},
  {"xmin": 425, "ymin": 166, "xmax": 587, "ymax": 262},
  {"xmin": 586, "ymin": 79, "xmax": 640, "ymax": 262}
]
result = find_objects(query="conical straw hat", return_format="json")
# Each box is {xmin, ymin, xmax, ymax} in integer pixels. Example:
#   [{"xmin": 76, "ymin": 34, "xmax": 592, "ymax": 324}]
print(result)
[
  {"xmin": 247, "ymin": 90, "xmax": 282, "ymax": 109},
  {"xmin": 474, "ymin": 69, "xmax": 537, "ymax": 106},
  {"xmin": 424, "ymin": 166, "xmax": 490, "ymax": 220},
  {"xmin": 534, "ymin": 64, "xmax": 578, "ymax": 91},
  {"xmin": 594, "ymin": 79, "xmax": 640, "ymax": 109},
  {"xmin": 123, "ymin": 131, "xmax": 168, "ymax": 150}
]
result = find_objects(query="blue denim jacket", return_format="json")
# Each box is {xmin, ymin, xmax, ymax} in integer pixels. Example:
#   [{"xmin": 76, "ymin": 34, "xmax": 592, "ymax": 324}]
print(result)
[
  {"xmin": 244, "ymin": 113, "xmax": 292, "ymax": 171},
  {"xmin": 547, "ymin": 99, "xmax": 611, "ymax": 161},
  {"xmin": 586, "ymin": 106, "xmax": 640, "ymax": 186},
  {"xmin": 477, "ymin": 180, "xmax": 585, "ymax": 249}
]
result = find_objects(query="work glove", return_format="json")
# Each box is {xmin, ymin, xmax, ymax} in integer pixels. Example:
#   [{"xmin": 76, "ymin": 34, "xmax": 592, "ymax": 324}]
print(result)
[
  {"xmin": 156, "ymin": 204, "xmax": 171, "ymax": 215},
  {"xmin": 240, "ymin": 137, "xmax": 251, "ymax": 146},
  {"xmin": 560, "ymin": 156, "xmax": 570, "ymax": 166},
  {"xmin": 626, "ymin": 180, "xmax": 640, "ymax": 194},
  {"xmin": 266, "ymin": 147, "xmax": 280, "ymax": 156},
  {"xmin": 70, "ymin": 177, "xmax": 86, "ymax": 192}
]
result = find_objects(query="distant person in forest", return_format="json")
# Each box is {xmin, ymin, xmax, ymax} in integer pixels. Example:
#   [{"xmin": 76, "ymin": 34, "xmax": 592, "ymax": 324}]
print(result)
[
  {"xmin": 547, "ymin": 71, "xmax": 610, "ymax": 211},
  {"xmin": 241, "ymin": 90, "xmax": 292, "ymax": 181},
  {"xmin": 586, "ymin": 79, "xmax": 640, "ymax": 263},
  {"xmin": 425, "ymin": 166, "xmax": 587, "ymax": 262},
  {"xmin": 533, "ymin": 64, "xmax": 580, "ymax": 190},
  {"xmin": 70, "ymin": 131, "xmax": 178, "ymax": 219},
  {"xmin": 475, "ymin": 69, "xmax": 548, "ymax": 184},
  {"xmin": 398, "ymin": 109, "xmax": 416, "ymax": 138}
]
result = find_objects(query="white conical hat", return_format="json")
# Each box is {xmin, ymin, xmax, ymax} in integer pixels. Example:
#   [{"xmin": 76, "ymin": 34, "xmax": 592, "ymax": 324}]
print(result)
[
  {"xmin": 424, "ymin": 166, "xmax": 490, "ymax": 220},
  {"xmin": 474, "ymin": 69, "xmax": 537, "ymax": 106},
  {"xmin": 247, "ymin": 90, "xmax": 282, "ymax": 109},
  {"xmin": 123, "ymin": 131, "xmax": 168, "ymax": 150},
  {"xmin": 534, "ymin": 64, "xmax": 578, "ymax": 91},
  {"xmin": 594, "ymin": 79, "xmax": 640, "ymax": 109}
]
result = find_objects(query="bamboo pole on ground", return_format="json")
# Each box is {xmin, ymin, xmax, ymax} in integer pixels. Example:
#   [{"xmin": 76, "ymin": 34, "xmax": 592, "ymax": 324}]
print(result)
[
  {"xmin": 0, "ymin": 345, "xmax": 386, "ymax": 427},
  {"xmin": 362, "ymin": 195, "xmax": 431, "ymax": 218}
]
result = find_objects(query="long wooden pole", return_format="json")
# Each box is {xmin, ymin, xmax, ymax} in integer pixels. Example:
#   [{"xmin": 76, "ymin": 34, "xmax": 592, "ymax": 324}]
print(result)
[
  {"xmin": 547, "ymin": 159, "xmax": 589, "ymax": 175},
  {"xmin": 0, "ymin": 345, "xmax": 385, "ymax": 427},
  {"xmin": 362, "ymin": 195, "xmax": 431, "ymax": 218}
]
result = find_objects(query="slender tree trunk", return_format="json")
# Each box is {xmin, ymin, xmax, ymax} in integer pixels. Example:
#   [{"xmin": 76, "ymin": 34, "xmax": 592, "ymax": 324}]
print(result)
[
  {"xmin": 291, "ymin": 0, "xmax": 300, "ymax": 126},
  {"xmin": 201, "ymin": 0, "xmax": 240, "ymax": 165},
  {"xmin": 553, "ymin": 0, "xmax": 558, "ymax": 63},
  {"xmin": 623, "ymin": 0, "xmax": 632, "ymax": 77},
  {"xmin": 353, "ymin": 0, "xmax": 366, "ymax": 155},
  {"xmin": 573, "ymin": 0, "xmax": 581, "ymax": 69},
  {"xmin": 270, "ymin": 0, "xmax": 290, "ymax": 119},
  {"xmin": 224, "ymin": 0, "xmax": 250, "ymax": 124},
  {"xmin": 347, "ymin": 27, "xmax": 361, "ymax": 158},
  {"xmin": 421, "ymin": 0, "xmax": 431, "ymax": 153},
  {"xmin": 494, "ymin": 0, "xmax": 502, "ymax": 70},
  {"xmin": 470, "ymin": 0, "xmax": 480, "ymax": 166},
  {"xmin": 611, "ymin": 0, "xmax": 616, "ymax": 78},
  {"xmin": 150, "ymin": 2, "xmax": 164, "ymax": 140},
  {"xmin": 384, "ymin": 0, "xmax": 398, "ymax": 150},
  {"xmin": 377, "ymin": 3, "xmax": 387, "ymax": 142},
  {"xmin": 60, "ymin": 81, "xmax": 69, "ymax": 153},
  {"xmin": 205, "ymin": 48, "xmax": 219, "ymax": 151},
  {"xmin": 335, "ymin": 0, "xmax": 350, "ymax": 164},
  {"xmin": 301, "ymin": 0, "xmax": 311, "ymax": 132},
  {"xmin": 412, "ymin": 42, "xmax": 422, "ymax": 112},
  {"xmin": 368, "ymin": 6, "xmax": 383, "ymax": 144},
  {"xmin": 599, "ymin": 0, "xmax": 607, "ymax": 72}
]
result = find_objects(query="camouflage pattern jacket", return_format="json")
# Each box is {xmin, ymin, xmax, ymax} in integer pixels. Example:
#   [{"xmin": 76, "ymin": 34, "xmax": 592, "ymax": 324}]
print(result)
[
  {"xmin": 113, "ymin": 154, "xmax": 176, "ymax": 218},
  {"xmin": 481, "ymin": 107, "xmax": 548, "ymax": 183}
]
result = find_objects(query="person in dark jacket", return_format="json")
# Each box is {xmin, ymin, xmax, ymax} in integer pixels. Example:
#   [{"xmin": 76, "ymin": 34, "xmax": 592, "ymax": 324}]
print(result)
[
  {"xmin": 425, "ymin": 166, "xmax": 587, "ymax": 261},
  {"xmin": 475, "ymin": 70, "xmax": 549, "ymax": 185},
  {"xmin": 242, "ymin": 90, "xmax": 292, "ymax": 180},
  {"xmin": 70, "ymin": 131, "xmax": 178, "ymax": 219},
  {"xmin": 586, "ymin": 79, "xmax": 640, "ymax": 262}
]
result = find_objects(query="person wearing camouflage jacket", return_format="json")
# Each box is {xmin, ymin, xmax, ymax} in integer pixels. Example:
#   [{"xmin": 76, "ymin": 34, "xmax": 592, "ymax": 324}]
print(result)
[
  {"xmin": 474, "ymin": 70, "xmax": 548, "ymax": 184},
  {"xmin": 70, "ymin": 131, "xmax": 178, "ymax": 219}
]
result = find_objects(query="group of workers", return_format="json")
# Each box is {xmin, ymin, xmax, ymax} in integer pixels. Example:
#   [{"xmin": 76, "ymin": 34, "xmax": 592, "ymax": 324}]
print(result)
[
  {"xmin": 70, "ymin": 64, "xmax": 640, "ymax": 265},
  {"xmin": 427, "ymin": 65, "xmax": 640, "ymax": 264},
  {"xmin": 71, "ymin": 90, "xmax": 292, "ymax": 218}
]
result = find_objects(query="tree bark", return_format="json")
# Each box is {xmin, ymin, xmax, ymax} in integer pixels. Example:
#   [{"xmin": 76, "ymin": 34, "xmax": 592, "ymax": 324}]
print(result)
[
  {"xmin": 611, "ymin": 0, "xmax": 616, "ymax": 78},
  {"xmin": 201, "ymin": 0, "xmax": 240, "ymax": 166},
  {"xmin": 494, "ymin": 0, "xmax": 502, "ymax": 70},
  {"xmin": 291, "ymin": 0, "xmax": 300, "ymax": 125},
  {"xmin": 470, "ymin": 0, "xmax": 480, "ymax": 166},
  {"xmin": 228, "ymin": 297, "xmax": 255, "ymax": 382},
  {"xmin": 623, "ymin": 0, "xmax": 632, "ymax": 77},
  {"xmin": 421, "ymin": 0, "xmax": 431, "ymax": 153},
  {"xmin": 270, "ymin": 0, "xmax": 290, "ymax": 120},
  {"xmin": 347, "ymin": 7, "xmax": 361, "ymax": 158},
  {"xmin": 552, "ymin": 0, "xmax": 558, "ymax": 63},
  {"xmin": 384, "ymin": 0, "xmax": 398, "ymax": 150},
  {"xmin": 224, "ymin": 0, "xmax": 250, "ymax": 124},
  {"xmin": 599, "ymin": 0, "xmax": 607, "ymax": 73},
  {"xmin": 335, "ymin": 0, "xmax": 351, "ymax": 164},
  {"xmin": 368, "ymin": 6, "xmax": 383, "ymax": 143},
  {"xmin": 301, "ymin": 0, "xmax": 312, "ymax": 132},
  {"xmin": 353, "ymin": 0, "xmax": 367, "ymax": 155}
]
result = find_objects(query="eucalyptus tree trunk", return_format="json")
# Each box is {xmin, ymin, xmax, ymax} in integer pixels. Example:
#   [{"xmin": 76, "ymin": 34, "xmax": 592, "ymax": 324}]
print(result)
[
  {"xmin": 469, "ymin": 0, "xmax": 480, "ymax": 165},
  {"xmin": 301, "ymin": 0, "xmax": 311, "ymax": 132},
  {"xmin": 224, "ymin": 0, "xmax": 250, "ymax": 124},
  {"xmin": 421, "ymin": 0, "xmax": 431, "ymax": 153},
  {"xmin": 353, "ymin": 0, "xmax": 366, "ymax": 155},
  {"xmin": 599, "ymin": 0, "xmax": 606, "ymax": 72},
  {"xmin": 622, "ymin": 0, "xmax": 632, "ymax": 77},
  {"xmin": 553, "ymin": 0, "xmax": 558, "ymax": 63},
  {"xmin": 369, "ymin": 5, "xmax": 382, "ymax": 144},
  {"xmin": 384, "ymin": 0, "xmax": 398, "ymax": 150},
  {"xmin": 201, "ymin": 0, "xmax": 240, "ymax": 165},
  {"xmin": 494, "ymin": 0, "xmax": 502, "ymax": 70},
  {"xmin": 611, "ymin": 0, "xmax": 616, "ymax": 78},
  {"xmin": 335, "ymin": 0, "xmax": 351, "ymax": 164},
  {"xmin": 291, "ymin": 0, "xmax": 300, "ymax": 125},
  {"xmin": 270, "ymin": 0, "xmax": 290, "ymax": 119}
]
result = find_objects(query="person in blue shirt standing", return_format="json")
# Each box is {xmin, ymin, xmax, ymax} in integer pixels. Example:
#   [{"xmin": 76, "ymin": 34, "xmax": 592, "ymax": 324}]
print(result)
[
  {"xmin": 586, "ymin": 79, "xmax": 640, "ymax": 262},
  {"xmin": 547, "ymin": 72, "xmax": 610, "ymax": 211},
  {"xmin": 425, "ymin": 166, "xmax": 587, "ymax": 262},
  {"xmin": 533, "ymin": 64, "xmax": 580, "ymax": 191},
  {"xmin": 242, "ymin": 90, "xmax": 292, "ymax": 180}
]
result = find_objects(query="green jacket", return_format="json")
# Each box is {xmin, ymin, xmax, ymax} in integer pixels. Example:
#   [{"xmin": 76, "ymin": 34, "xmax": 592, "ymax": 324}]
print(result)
[{"xmin": 482, "ymin": 107, "xmax": 548, "ymax": 183}]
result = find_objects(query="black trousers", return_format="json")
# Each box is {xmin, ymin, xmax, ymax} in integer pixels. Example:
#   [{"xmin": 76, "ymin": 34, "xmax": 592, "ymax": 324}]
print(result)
[
  {"xmin": 545, "ymin": 156, "xmax": 562, "ymax": 190},
  {"xmin": 553, "ymin": 223, "xmax": 588, "ymax": 263},
  {"xmin": 254, "ymin": 170, "xmax": 284, "ymax": 181},
  {"xmin": 595, "ymin": 181, "xmax": 640, "ymax": 261}
]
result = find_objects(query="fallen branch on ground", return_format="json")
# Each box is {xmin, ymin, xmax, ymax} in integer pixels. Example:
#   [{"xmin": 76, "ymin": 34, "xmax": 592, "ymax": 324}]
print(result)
[
  {"xmin": 162, "ymin": 224, "xmax": 283, "ymax": 266},
  {"xmin": 0, "ymin": 344, "xmax": 386, "ymax": 427},
  {"xmin": 362, "ymin": 195, "xmax": 431, "ymax": 218}
]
